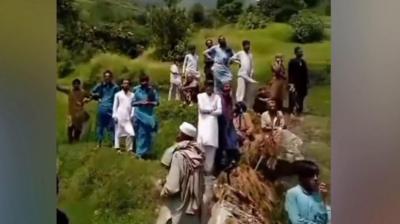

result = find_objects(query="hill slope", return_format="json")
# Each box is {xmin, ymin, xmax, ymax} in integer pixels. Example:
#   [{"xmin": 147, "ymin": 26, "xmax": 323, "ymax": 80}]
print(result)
[{"xmin": 61, "ymin": 23, "xmax": 330, "ymax": 87}]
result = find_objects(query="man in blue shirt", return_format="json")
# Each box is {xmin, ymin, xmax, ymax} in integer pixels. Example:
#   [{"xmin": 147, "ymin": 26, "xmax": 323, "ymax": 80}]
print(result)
[
  {"xmin": 203, "ymin": 36, "xmax": 234, "ymax": 93},
  {"xmin": 285, "ymin": 160, "xmax": 331, "ymax": 224},
  {"xmin": 90, "ymin": 70, "xmax": 120, "ymax": 148},
  {"xmin": 132, "ymin": 74, "xmax": 159, "ymax": 159}
]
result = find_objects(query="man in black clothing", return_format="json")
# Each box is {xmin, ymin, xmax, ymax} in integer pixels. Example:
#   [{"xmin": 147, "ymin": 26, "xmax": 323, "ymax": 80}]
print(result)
[
  {"xmin": 204, "ymin": 39, "xmax": 214, "ymax": 82},
  {"xmin": 288, "ymin": 47, "xmax": 309, "ymax": 115}
]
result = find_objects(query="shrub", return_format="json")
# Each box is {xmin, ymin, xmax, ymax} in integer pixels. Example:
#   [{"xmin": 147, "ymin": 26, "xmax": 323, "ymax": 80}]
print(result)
[
  {"xmin": 237, "ymin": 11, "xmax": 270, "ymax": 30},
  {"xmin": 289, "ymin": 11, "xmax": 324, "ymax": 43}
]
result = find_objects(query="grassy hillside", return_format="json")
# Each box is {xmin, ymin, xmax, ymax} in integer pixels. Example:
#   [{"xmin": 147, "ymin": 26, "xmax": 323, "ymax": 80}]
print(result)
[
  {"xmin": 58, "ymin": 21, "xmax": 331, "ymax": 224},
  {"xmin": 60, "ymin": 23, "xmax": 330, "ymax": 87}
]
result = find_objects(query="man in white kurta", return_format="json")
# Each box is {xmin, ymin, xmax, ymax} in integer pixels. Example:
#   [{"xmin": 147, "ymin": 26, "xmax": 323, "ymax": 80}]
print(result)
[
  {"xmin": 112, "ymin": 79, "xmax": 135, "ymax": 152},
  {"xmin": 168, "ymin": 58, "xmax": 182, "ymax": 101},
  {"xmin": 196, "ymin": 81, "xmax": 222, "ymax": 224},
  {"xmin": 182, "ymin": 45, "xmax": 200, "ymax": 86},
  {"xmin": 230, "ymin": 40, "xmax": 256, "ymax": 104},
  {"xmin": 157, "ymin": 122, "xmax": 204, "ymax": 224}
]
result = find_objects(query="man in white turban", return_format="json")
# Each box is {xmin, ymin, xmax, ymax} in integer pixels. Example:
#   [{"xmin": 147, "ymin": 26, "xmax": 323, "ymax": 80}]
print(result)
[{"xmin": 157, "ymin": 122, "xmax": 205, "ymax": 224}]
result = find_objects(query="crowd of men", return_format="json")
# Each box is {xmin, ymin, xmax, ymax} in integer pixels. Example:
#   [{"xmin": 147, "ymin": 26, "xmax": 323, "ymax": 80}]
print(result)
[
  {"xmin": 57, "ymin": 35, "xmax": 330, "ymax": 224},
  {"xmin": 57, "ymin": 71, "xmax": 159, "ymax": 159}
]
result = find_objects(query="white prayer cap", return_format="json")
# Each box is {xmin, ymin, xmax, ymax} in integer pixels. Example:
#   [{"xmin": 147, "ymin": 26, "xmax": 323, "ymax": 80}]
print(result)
[{"xmin": 179, "ymin": 122, "xmax": 197, "ymax": 138}]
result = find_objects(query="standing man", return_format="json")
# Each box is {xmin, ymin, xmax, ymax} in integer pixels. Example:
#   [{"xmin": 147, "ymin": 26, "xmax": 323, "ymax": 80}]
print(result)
[
  {"xmin": 112, "ymin": 79, "xmax": 135, "ymax": 154},
  {"xmin": 288, "ymin": 47, "xmax": 309, "ymax": 116},
  {"xmin": 132, "ymin": 74, "xmax": 160, "ymax": 159},
  {"xmin": 168, "ymin": 57, "xmax": 182, "ymax": 101},
  {"xmin": 285, "ymin": 160, "xmax": 331, "ymax": 224},
  {"xmin": 56, "ymin": 79, "xmax": 90, "ymax": 143},
  {"xmin": 270, "ymin": 54, "xmax": 287, "ymax": 111},
  {"xmin": 196, "ymin": 80, "xmax": 222, "ymax": 224},
  {"xmin": 157, "ymin": 122, "xmax": 204, "ymax": 224},
  {"xmin": 230, "ymin": 40, "xmax": 257, "ymax": 104},
  {"xmin": 91, "ymin": 70, "xmax": 120, "ymax": 148},
  {"xmin": 182, "ymin": 45, "xmax": 200, "ymax": 103},
  {"xmin": 204, "ymin": 36, "xmax": 234, "ymax": 93},
  {"xmin": 204, "ymin": 39, "xmax": 214, "ymax": 82},
  {"xmin": 215, "ymin": 82, "xmax": 239, "ymax": 175}
]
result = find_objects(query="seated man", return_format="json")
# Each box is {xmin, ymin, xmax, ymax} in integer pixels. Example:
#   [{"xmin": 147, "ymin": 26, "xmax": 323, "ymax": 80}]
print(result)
[
  {"xmin": 233, "ymin": 101, "xmax": 255, "ymax": 149},
  {"xmin": 285, "ymin": 160, "xmax": 331, "ymax": 224},
  {"xmin": 157, "ymin": 122, "xmax": 204, "ymax": 224},
  {"xmin": 181, "ymin": 76, "xmax": 199, "ymax": 106},
  {"xmin": 253, "ymin": 86, "xmax": 270, "ymax": 115},
  {"xmin": 261, "ymin": 99, "xmax": 285, "ymax": 130}
]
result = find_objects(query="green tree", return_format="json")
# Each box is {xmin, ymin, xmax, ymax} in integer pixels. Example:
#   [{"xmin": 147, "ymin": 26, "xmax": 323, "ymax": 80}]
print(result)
[
  {"xmin": 149, "ymin": 1, "xmax": 191, "ymax": 61},
  {"xmin": 257, "ymin": 0, "xmax": 306, "ymax": 22},
  {"xmin": 217, "ymin": 0, "xmax": 243, "ymax": 23},
  {"xmin": 189, "ymin": 3, "xmax": 206, "ymax": 26},
  {"xmin": 289, "ymin": 10, "xmax": 324, "ymax": 43},
  {"xmin": 304, "ymin": 0, "xmax": 320, "ymax": 8},
  {"xmin": 57, "ymin": 0, "xmax": 151, "ymax": 77}
]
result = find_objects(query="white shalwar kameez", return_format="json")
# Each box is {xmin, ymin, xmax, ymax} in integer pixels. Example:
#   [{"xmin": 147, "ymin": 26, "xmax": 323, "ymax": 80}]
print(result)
[
  {"xmin": 230, "ymin": 50, "xmax": 256, "ymax": 104},
  {"xmin": 169, "ymin": 63, "xmax": 182, "ymax": 101},
  {"xmin": 196, "ymin": 92, "xmax": 222, "ymax": 224},
  {"xmin": 112, "ymin": 90, "xmax": 135, "ymax": 151},
  {"xmin": 183, "ymin": 53, "xmax": 200, "ymax": 85}
]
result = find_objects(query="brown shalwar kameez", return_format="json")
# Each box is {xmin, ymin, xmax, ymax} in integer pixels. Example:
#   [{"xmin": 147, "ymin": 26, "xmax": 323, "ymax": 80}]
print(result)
[{"xmin": 270, "ymin": 62, "xmax": 288, "ymax": 110}]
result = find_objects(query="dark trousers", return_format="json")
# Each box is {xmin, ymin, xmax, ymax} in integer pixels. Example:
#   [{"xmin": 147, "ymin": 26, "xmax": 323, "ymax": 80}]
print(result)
[
  {"xmin": 67, "ymin": 126, "xmax": 81, "ymax": 143},
  {"xmin": 289, "ymin": 91, "xmax": 307, "ymax": 114}
]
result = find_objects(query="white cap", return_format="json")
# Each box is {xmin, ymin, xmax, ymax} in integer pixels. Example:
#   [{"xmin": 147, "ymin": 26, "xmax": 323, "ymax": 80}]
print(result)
[{"xmin": 179, "ymin": 122, "xmax": 197, "ymax": 138}]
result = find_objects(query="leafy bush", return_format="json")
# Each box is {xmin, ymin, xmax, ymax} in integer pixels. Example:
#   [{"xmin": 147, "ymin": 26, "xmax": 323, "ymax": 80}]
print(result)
[
  {"xmin": 237, "ymin": 11, "xmax": 270, "ymax": 30},
  {"xmin": 289, "ymin": 11, "xmax": 324, "ymax": 43}
]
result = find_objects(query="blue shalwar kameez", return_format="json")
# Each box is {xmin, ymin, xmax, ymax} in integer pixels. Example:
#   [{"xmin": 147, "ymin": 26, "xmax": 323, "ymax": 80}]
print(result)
[
  {"xmin": 285, "ymin": 185, "xmax": 331, "ymax": 224},
  {"xmin": 204, "ymin": 45, "xmax": 234, "ymax": 93},
  {"xmin": 132, "ymin": 85, "xmax": 160, "ymax": 157},
  {"xmin": 91, "ymin": 83, "xmax": 120, "ymax": 145}
]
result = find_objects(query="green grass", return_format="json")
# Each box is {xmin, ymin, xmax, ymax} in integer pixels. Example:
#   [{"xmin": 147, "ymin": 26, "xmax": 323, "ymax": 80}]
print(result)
[{"xmin": 58, "ymin": 143, "xmax": 166, "ymax": 224}]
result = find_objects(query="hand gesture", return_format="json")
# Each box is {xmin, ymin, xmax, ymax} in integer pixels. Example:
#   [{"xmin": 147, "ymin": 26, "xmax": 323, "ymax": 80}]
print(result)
[
  {"xmin": 319, "ymin": 182, "xmax": 329, "ymax": 202},
  {"xmin": 289, "ymin": 84, "xmax": 295, "ymax": 92}
]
